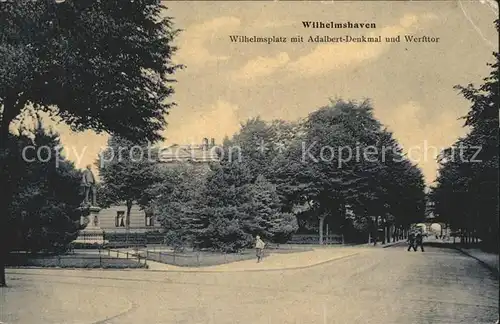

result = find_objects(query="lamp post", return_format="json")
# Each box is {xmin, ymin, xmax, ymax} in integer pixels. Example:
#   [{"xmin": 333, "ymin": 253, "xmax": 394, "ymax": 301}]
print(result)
[{"xmin": 382, "ymin": 216, "xmax": 387, "ymax": 244}]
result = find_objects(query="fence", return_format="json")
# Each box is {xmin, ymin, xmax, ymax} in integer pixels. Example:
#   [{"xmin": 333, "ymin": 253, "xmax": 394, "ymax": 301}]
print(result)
[
  {"xmin": 7, "ymin": 249, "xmax": 147, "ymax": 269},
  {"xmin": 103, "ymin": 231, "xmax": 165, "ymax": 245},
  {"xmin": 76, "ymin": 231, "xmax": 351, "ymax": 245},
  {"xmin": 104, "ymin": 248, "xmax": 149, "ymax": 267},
  {"xmin": 136, "ymin": 249, "xmax": 268, "ymax": 267},
  {"xmin": 71, "ymin": 231, "xmax": 164, "ymax": 248},
  {"xmin": 288, "ymin": 234, "xmax": 344, "ymax": 245}
]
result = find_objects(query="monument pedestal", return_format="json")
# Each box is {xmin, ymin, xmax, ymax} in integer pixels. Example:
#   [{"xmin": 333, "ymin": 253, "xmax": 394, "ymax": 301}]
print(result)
[{"xmin": 73, "ymin": 206, "xmax": 108, "ymax": 244}]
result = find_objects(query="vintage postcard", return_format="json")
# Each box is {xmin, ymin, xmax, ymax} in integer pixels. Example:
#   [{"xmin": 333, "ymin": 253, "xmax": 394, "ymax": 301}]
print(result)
[{"xmin": 0, "ymin": 1, "xmax": 498, "ymax": 323}]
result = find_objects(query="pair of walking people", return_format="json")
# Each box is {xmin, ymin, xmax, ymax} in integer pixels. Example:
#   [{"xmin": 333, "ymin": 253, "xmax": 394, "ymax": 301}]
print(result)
[{"xmin": 407, "ymin": 231, "xmax": 424, "ymax": 252}]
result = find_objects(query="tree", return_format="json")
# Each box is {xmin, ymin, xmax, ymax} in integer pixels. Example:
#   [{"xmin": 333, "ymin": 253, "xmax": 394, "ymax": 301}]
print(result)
[
  {"xmin": 148, "ymin": 164, "xmax": 207, "ymax": 251},
  {"xmin": 0, "ymin": 0, "xmax": 182, "ymax": 143},
  {"xmin": 268, "ymin": 212, "xmax": 299, "ymax": 245},
  {"xmin": 149, "ymin": 128, "xmax": 301, "ymax": 252},
  {"xmin": 224, "ymin": 118, "xmax": 300, "ymax": 179},
  {"xmin": 152, "ymin": 159, "xmax": 300, "ymax": 252},
  {"xmin": 242, "ymin": 175, "xmax": 298, "ymax": 241},
  {"xmin": 0, "ymin": 0, "xmax": 183, "ymax": 286},
  {"xmin": 6, "ymin": 120, "xmax": 82, "ymax": 254},
  {"xmin": 364, "ymin": 129, "xmax": 425, "ymax": 240},
  {"xmin": 349, "ymin": 127, "xmax": 425, "ymax": 244},
  {"xmin": 226, "ymin": 117, "xmax": 274, "ymax": 177},
  {"xmin": 454, "ymin": 20, "xmax": 499, "ymax": 135},
  {"xmin": 241, "ymin": 175, "xmax": 281, "ymax": 238},
  {"xmin": 433, "ymin": 19, "xmax": 499, "ymax": 250},
  {"xmin": 432, "ymin": 141, "xmax": 472, "ymax": 231},
  {"xmin": 269, "ymin": 133, "xmax": 315, "ymax": 214},
  {"xmin": 291, "ymin": 99, "xmax": 384, "ymax": 243},
  {"xmin": 433, "ymin": 134, "xmax": 498, "ymax": 247},
  {"xmin": 98, "ymin": 135, "xmax": 161, "ymax": 230},
  {"xmin": 190, "ymin": 161, "xmax": 254, "ymax": 252},
  {"xmin": 271, "ymin": 99, "xmax": 425, "ymax": 244}
]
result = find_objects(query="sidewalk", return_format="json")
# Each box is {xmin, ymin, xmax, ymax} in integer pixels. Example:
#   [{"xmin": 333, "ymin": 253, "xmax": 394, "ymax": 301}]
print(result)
[
  {"xmin": 455, "ymin": 246, "xmax": 499, "ymax": 275},
  {"xmin": 140, "ymin": 247, "xmax": 367, "ymax": 272}
]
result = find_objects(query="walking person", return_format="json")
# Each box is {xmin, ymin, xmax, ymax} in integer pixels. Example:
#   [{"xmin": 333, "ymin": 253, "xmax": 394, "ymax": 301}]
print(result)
[
  {"xmin": 255, "ymin": 235, "xmax": 265, "ymax": 263},
  {"xmin": 415, "ymin": 231, "xmax": 425, "ymax": 252},
  {"xmin": 407, "ymin": 230, "xmax": 416, "ymax": 251}
]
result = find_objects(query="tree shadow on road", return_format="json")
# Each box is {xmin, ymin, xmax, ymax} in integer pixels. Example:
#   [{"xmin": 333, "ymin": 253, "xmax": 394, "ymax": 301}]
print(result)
[{"xmin": 423, "ymin": 242, "xmax": 459, "ymax": 250}]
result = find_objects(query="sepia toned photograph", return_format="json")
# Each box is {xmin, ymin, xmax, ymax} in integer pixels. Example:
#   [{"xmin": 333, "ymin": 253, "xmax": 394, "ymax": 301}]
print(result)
[{"xmin": 0, "ymin": 1, "xmax": 498, "ymax": 323}]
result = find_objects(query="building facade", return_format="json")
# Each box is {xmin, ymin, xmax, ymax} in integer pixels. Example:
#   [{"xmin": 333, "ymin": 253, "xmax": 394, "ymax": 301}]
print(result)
[
  {"xmin": 97, "ymin": 204, "xmax": 161, "ymax": 233},
  {"xmin": 97, "ymin": 138, "xmax": 219, "ymax": 233}
]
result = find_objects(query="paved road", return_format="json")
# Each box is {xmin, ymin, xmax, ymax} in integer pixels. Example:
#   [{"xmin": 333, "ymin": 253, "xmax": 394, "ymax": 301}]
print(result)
[{"xmin": 2, "ymin": 243, "xmax": 498, "ymax": 324}]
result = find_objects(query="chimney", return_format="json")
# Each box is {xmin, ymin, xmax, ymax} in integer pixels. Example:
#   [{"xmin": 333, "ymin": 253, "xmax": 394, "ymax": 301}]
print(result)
[
  {"xmin": 202, "ymin": 137, "xmax": 209, "ymax": 148},
  {"xmin": 210, "ymin": 138, "xmax": 215, "ymax": 147}
]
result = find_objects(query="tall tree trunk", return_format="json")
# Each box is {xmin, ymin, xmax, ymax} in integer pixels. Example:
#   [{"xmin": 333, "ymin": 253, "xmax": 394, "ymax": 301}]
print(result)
[
  {"xmin": 0, "ymin": 263, "xmax": 5, "ymax": 287},
  {"xmin": 381, "ymin": 217, "xmax": 387, "ymax": 244},
  {"xmin": 126, "ymin": 200, "xmax": 132, "ymax": 226},
  {"xmin": 0, "ymin": 97, "xmax": 27, "ymax": 287},
  {"xmin": 318, "ymin": 215, "xmax": 325, "ymax": 245},
  {"xmin": 126, "ymin": 200, "xmax": 133, "ymax": 244},
  {"xmin": 0, "ymin": 239, "xmax": 6, "ymax": 287},
  {"xmin": 0, "ymin": 133, "xmax": 11, "ymax": 287}
]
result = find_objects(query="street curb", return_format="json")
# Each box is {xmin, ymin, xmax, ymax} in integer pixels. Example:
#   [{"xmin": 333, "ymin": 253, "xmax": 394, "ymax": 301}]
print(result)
[
  {"xmin": 144, "ymin": 252, "xmax": 362, "ymax": 273},
  {"xmin": 363, "ymin": 241, "xmax": 404, "ymax": 248},
  {"xmin": 382, "ymin": 241, "xmax": 404, "ymax": 248},
  {"xmin": 454, "ymin": 247, "xmax": 499, "ymax": 277}
]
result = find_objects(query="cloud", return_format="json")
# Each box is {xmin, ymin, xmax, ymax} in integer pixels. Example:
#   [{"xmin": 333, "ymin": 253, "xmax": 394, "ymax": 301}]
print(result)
[
  {"xmin": 232, "ymin": 52, "xmax": 290, "ymax": 81},
  {"xmin": 287, "ymin": 13, "xmax": 437, "ymax": 77},
  {"xmin": 175, "ymin": 16, "xmax": 241, "ymax": 66},
  {"xmin": 228, "ymin": 13, "xmax": 436, "ymax": 83},
  {"xmin": 375, "ymin": 101, "xmax": 466, "ymax": 184},
  {"xmin": 163, "ymin": 100, "xmax": 242, "ymax": 145}
]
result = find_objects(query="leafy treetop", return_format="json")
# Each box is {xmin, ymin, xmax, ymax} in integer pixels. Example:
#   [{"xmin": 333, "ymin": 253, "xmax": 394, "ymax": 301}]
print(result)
[{"xmin": 0, "ymin": 0, "xmax": 183, "ymax": 143}]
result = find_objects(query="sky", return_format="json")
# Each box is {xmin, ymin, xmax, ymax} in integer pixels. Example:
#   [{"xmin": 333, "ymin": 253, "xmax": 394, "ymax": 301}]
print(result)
[{"xmin": 20, "ymin": 0, "xmax": 498, "ymax": 185}]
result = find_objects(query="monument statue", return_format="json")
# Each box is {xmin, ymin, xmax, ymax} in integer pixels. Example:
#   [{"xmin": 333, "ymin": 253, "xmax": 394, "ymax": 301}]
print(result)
[
  {"xmin": 81, "ymin": 164, "xmax": 97, "ymax": 206},
  {"xmin": 74, "ymin": 165, "xmax": 106, "ymax": 244}
]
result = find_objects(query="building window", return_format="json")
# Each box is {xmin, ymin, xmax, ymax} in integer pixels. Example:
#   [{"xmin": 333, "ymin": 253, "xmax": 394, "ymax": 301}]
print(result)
[
  {"xmin": 116, "ymin": 211, "xmax": 125, "ymax": 227},
  {"xmin": 145, "ymin": 211, "xmax": 154, "ymax": 227}
]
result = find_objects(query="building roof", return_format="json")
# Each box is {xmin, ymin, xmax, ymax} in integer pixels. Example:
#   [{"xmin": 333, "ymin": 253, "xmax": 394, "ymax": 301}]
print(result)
[{"xmin": 157, "ymin": 142, "xmax": 219, "ymax": 163}]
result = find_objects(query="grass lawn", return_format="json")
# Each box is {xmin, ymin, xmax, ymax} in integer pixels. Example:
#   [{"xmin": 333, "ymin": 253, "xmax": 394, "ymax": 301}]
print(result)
[{"xmin": 6, "ymin": 252, "xmax": 147, "ymax": 269}]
